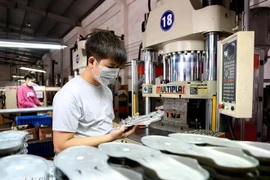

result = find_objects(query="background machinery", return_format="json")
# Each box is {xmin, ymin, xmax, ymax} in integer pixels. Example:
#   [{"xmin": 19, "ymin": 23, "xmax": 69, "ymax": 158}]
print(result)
[{"xmin": 132, "ymin": 0, "xmax": 263, "ymax": 140}]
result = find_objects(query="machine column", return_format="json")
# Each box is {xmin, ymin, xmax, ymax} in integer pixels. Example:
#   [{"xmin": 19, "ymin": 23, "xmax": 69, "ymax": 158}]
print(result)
[
  {"xmin": 144, "ymin": 50, "xmax": 156, "ymax": 114},
  {"xmin": 205, "ymin": 32, "xmax": 219, "ymax": 130},
  {"xmin": 239, "ymin": 0, "xmax": 250, "ymax": 140}
]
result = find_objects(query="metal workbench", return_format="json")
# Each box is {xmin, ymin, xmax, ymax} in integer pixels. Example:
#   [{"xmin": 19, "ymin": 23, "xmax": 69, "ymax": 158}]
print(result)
[{"xmin": 0, "ymin": 107, "xmax": 53, "ymax": 114}]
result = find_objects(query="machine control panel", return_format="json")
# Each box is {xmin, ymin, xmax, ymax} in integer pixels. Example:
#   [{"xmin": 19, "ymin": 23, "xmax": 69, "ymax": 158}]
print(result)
[
  {"xmin": 222, "ymin": 40, "xmax": 236, "ymax": 103},
  {"xmin": 218, "ymin": 31, "xmax": 254, "ymax": 118}
]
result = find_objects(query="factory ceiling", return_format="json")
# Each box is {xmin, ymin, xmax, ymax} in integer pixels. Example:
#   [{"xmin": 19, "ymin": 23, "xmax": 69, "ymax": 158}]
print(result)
[{"xmin": 0, "ymin": 0, "xmax": 104, "ymax": 66}]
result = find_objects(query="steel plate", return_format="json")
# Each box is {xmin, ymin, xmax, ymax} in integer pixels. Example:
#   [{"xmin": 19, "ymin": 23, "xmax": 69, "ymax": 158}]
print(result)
[
  {"xmin": 142, "ymin": 135, "xmax": 259, "ymax": 172},
  {"xmin": 99, "ymin": 142, "xmax": 209, "ymax": 180},
  {"xmin": 0, "ymin": 154, "xmax": 49, "ymax": 180}
]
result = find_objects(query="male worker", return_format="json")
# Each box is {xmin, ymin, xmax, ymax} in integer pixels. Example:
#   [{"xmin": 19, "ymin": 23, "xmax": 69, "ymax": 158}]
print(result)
[{"xmin": 53, "ymin": 30, "xmax": 136, "ymax": 153}]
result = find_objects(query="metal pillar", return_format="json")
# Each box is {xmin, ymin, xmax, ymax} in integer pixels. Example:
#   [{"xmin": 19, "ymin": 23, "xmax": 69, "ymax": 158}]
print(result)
[
  {"xmin": 205, "ymin": 32, "xmax": 219, "ymax": 130},
  {"xmin": 205, "ymin": 32, "xmax": 219, "ymax": 81},
  {"xmin": 216, "ymin": 41, "xmax": 221, "ymax": 132},
  {"xmin": 240, "ymin": 0, "xmax": 250, "ymax": 140},
  {"xmin": 254, "ymin": 48, "xmax": 264, "ymax": 141},
  {"xmin": 144, "ymin": 50, "xmax": 156, "ymax": 114},
  {"xmin": 131, "ymin": 60, "xmax": 139, "ymax": 116},
  {"xmin": 162, "ymin": 56, "xmax": 166, "ymax": 82},
  {"xmin": 60, "ymin": 47, "xmax": 64, "ymax": 87},
  {"xmin": 243, "ymin": 0, "xmax": 250, "ymax": 31}
]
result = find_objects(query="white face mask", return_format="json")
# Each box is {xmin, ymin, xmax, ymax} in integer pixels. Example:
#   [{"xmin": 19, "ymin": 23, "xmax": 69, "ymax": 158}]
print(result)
[
  {"xmin": 92, "ymin": 60, "xmax": 119, "ymax": 86},
  {"xmin": 27, "ymin": 81, "xmax": 35, "ymax": 87}
]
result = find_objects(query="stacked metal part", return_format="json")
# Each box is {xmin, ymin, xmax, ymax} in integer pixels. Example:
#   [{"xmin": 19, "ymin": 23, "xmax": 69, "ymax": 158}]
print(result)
[
  {"xmin": 0, "ymin": 130, "xmax": 56, "ymax": 179},
  {"xmin": 0, "ymin": 155, "xmax": 52, "ymax": 180},
  {"xmin": 119, "ymin": 110, "xmax": 164, "ymax": 126},
  {"xmin": 0, "ymin": 131, "xmax": 28, "ymax": 157},
  {"xmin": 141, "ymin": 134, "xmax": 270, "ymax": 180},
  {"xmin": 53, "ymin": 146, "xmax": 143, "ymax": 180},
  {"xmin": 1, "ymin": 134, "xmax": 269, "ymax": 179},
  {"xmin": 52, "ymin": 145, "xmax": 209, "ymax": 180}
]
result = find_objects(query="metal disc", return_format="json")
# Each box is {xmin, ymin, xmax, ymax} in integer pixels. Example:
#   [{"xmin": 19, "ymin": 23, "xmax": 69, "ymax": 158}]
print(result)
[
  {"xmin": 0, "ymin": 154, "xmax": 49, "ymax": 180},
  {"xmin": 54, "ymin": 145, "xmax": 108, "ymax": 168}
]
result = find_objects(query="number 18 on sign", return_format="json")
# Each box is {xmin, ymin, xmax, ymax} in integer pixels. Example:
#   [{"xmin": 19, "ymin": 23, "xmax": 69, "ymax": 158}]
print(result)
[{"xmin": 160, "ymin": 10, "xmax": 174, "ymax": 31}]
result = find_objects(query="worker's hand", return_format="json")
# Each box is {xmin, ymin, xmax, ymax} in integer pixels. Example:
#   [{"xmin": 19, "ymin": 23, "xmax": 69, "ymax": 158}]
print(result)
[
  {"xmin": 109, "ymin": 125, "xmax": 137, "ymax": 140},
  {"xmin": 33, "ymin": 105, "xmax": 37, "ymax": 108},
  {"xmin": 39, "ymin": 102, "xmax": 44, "ymax": 106}
]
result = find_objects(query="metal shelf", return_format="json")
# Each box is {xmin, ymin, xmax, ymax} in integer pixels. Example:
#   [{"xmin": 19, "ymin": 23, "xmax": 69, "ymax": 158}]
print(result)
[
  {"xmin": 0, "ymin": 106, "xmax": 53, "ymax": 114},
  {"xmin": 27, "ymin": 139, "xmax": 53, "ymax": 144}
]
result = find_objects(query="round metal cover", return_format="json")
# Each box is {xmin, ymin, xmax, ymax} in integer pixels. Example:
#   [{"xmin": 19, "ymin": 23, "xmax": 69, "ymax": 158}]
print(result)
[
  {"xmin": 0, "ymin": 131, "xmax": 28, "ymax": 155},
  {"xmin": 0, "ymin": 154, "xmax": 49, "ymax": 180},
  {"xmin": 54, "ymin": 146, "xmax": 129, "ymax": 180},
  {"xmin": 142, "ymin": 135, "xmax": 259, "ymax": 171},
  {"xmin": 99, "ymin": 142, "xmax": 209, "ymax": 180},
  {"xmin": 54, "ymin": 145, "xmax": 108, "ymax": 168}
]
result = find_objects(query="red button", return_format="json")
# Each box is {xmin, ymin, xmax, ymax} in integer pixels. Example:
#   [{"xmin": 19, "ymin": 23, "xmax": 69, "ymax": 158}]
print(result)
[{"xmin": 218, "ymin": 104, "xmax": 224, "ymax": 109}]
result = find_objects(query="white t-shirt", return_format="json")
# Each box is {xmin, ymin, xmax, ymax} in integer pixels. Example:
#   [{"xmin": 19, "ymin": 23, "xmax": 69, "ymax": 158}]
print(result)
[{"xmin": 52, "ymin": 76, "xmax": 114, "ymax": 137}]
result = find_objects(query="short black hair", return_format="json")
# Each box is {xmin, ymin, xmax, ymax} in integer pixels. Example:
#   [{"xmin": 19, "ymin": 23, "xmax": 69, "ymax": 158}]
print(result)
[
  {"xmin": 85, "ymin": 30, "xmax": 127, "ymax": 68},
  {"xmin": 24, "ymin": 72, "xmax": 36, "ymax": 80}
]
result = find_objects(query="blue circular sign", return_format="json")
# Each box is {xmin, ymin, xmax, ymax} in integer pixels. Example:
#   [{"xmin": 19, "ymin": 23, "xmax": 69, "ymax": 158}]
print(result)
[
  {"xmin": 160, "ymin": 10, "xmax": 174, "ymax": 31},
  {"xmin": 76, "ymin": 54, "xmax": 80, "ymax": 64}
]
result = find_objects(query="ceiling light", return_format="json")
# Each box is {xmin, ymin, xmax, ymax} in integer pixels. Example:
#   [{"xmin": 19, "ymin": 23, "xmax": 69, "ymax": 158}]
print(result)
[
  {"xmin": 18, "ymin": 79, "xmax": 25, "ymax": 82},
  {"xmin": 0, "ymin": 40, "xmax": 67, "ymax": 49},
  {"xmin": 12, "ymin": 75, "xmax": 24, "ymax": 78},
  {"xmin": 20, "ymin": 66, "xmax": 46, "ymax": 73}
]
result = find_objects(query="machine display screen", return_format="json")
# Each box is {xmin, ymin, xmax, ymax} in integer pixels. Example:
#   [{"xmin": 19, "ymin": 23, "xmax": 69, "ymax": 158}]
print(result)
[{"xmin": 222, "ymin": 40, "xmax": 237, "ymax": 103}]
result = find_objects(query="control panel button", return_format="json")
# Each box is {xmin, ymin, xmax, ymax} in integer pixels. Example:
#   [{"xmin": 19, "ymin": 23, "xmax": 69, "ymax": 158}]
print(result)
[
  {"xmin": 231, "ymin": 106, "xmax": 235, "ymax": 111},
  {"xmin": 218, "ymin": 104, "xmax": 224, "ymax": 109}
]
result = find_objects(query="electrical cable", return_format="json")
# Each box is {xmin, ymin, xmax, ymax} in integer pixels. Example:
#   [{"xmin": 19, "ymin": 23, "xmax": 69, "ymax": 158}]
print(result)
[{"xmin": 227, "ymin": 116, "xmax": 236, "ymax": 140}]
